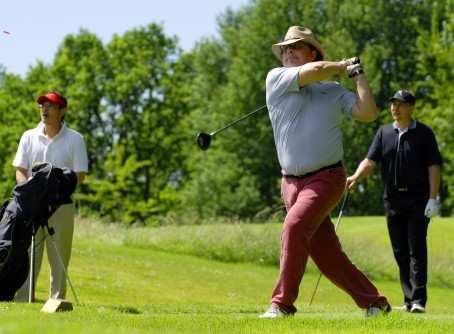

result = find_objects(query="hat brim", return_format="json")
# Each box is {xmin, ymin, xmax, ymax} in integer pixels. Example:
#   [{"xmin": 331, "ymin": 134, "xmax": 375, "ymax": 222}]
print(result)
[
  {"xmin": 37, "ymin": 96, "xmax": 52, "ymax": 104},
  {"xmin": 272, "ymin": 38, "xmax": 325, "ymax": 61},
  {"xmin": 37, "ymin": 95, "xmax": 66, "ymax": 108},
  {"xmin": 389, "ymin": 97, "xmax": 415, "ymax": 105}
]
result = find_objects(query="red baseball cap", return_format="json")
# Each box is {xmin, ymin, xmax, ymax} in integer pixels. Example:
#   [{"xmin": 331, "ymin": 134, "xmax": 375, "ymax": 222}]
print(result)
[{"xmin": 37, "ymin": 91, "xmax": 68, "ymax": 108}]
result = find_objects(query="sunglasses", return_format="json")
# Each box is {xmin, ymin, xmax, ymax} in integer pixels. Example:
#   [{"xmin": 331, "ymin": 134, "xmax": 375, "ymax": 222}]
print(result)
[
  {"xmin": 39, "ymin": 102, "xmax": 60, "ymax": 110},
  {"xmin": 280, "ymin": 41, "xmax": 310, "ymax": 53}
]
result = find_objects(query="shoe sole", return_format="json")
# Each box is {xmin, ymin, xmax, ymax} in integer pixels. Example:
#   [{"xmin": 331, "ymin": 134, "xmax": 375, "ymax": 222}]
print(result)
[
  {"xmin": 392, "ymin": 306, "xmax": 410, "ymax": 312},
  {"xmin": 410, "ymin": 309, "xmax": 425, "ymax": 313}
]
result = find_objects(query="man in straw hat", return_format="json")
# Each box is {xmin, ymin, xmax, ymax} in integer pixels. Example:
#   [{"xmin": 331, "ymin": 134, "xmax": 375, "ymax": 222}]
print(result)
[{"xmin": 260, "ymin": 26, "xmax": 390, "ymax": 318}]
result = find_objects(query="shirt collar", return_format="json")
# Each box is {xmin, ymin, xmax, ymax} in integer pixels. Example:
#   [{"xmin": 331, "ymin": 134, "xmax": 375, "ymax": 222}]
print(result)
[
  {"xmin": 36, "ymin": 121, "xmax": 67, "ymax": 139},
  {"xmin": 392, "ymin": 120, "xmax": 416, "ymax": 131}
]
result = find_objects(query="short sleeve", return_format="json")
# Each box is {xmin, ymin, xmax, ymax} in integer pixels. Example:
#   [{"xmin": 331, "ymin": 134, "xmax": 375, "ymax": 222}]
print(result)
[
  {"xmin": 338, "ymin": 89, "xmax": 357, "ymax": 117},
  {"xmin": 366, "ymin": 127, "xmax": 383, "ymax": 162},
  {"xmin": 12, "ymin": 133, "xmax": 30, "ymax": 170},
  {"xmin": 424, "ymin": 128, "xmax": 442, "ymax": 167},
  {"xmin": 72, "ymin": 134, "xmax": 89, "ymax": 173},
  {"xmin": 266, "ymin": 67, "xmax": 300, "ymax": 105}
]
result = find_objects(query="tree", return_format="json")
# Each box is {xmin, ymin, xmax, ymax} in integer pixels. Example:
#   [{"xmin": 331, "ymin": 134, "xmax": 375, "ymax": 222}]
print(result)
[
  {"xmin": 415, "ymin": 0, "xmax": 454, "ymax": 214},
  {"xmin": 0, "ymin": 64, "xmax": 52, "ymax": 198},
  {"xmin": 52, "ymin": 30, "xmax": 111, "ymax": 174},
  {"xmin": 76, "ymin": 23, "xmax": 190, "ymax": 224}
]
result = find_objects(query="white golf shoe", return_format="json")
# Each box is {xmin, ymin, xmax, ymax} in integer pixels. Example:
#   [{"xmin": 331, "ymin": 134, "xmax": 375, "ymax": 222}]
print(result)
[
  {"xmin": 365, "ymin": 302, "xmax": 392, "ymax": 318},
  {"xmin": 410, "ymin": 303, "xmax": 426, "ymax": 313},
  {"xmin": 258, "ymin": 305, "xmax": 291, "ymax": 318}
]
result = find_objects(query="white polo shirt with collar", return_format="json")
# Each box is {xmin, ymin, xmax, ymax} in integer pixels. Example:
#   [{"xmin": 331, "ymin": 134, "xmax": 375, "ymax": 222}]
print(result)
[{"xmin": 13, "ymin": 122, "xmax": 88, "ymax": 176}]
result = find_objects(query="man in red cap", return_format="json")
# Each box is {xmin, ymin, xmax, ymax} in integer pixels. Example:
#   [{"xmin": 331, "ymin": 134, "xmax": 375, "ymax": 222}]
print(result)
[
  {"xmin": 13, "ymin": 91, "xmax": 88, "ymax": 302},
  {"xmin": 261, "ymin": 26, "xmax": 390, "ymax": 318}
]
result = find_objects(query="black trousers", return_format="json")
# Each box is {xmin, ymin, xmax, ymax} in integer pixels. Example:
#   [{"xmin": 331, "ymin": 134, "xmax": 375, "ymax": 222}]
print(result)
[{"xmin": 385, "ymin": 200, "xmax": 429, "ymax": 306}]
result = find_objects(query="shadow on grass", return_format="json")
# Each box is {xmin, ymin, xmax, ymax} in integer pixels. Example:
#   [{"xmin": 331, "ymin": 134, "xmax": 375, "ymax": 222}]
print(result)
[{"xmin": 95, "ymin": 304, "xmax": 142, "ymax": 315}]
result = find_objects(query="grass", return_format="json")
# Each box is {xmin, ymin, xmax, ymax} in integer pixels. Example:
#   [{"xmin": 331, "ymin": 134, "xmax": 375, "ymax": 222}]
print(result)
[
  {"xmin": 78, "ymin": 216, "xmax": 454, "ymax": 284},
  {"xmin": 1, "ymin": 216, "xmax": 454, "ymax": 333}
]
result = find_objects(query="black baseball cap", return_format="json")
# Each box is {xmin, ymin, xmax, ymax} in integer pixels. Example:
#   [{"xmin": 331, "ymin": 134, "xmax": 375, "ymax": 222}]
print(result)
[{"xmin": 389, "ymin": 90, "xmax": 415, "ymax": 105}]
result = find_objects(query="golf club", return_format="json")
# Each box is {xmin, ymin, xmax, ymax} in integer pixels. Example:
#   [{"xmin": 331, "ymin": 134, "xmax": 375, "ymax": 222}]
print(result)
[
  {"xmin": 196, "ymin": 104, "xmax": 267, "ymax": 150},
  {"xmin": 308, "ymin": 188, "xmax": 350, "ymax": 306}
]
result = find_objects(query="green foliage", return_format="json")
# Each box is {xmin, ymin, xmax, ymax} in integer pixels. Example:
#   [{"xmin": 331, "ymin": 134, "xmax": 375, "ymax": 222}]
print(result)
[
  {"xmin": 102, "ymin": 23, "xmax": 187, "ymax": 208},
  {"xmin": 415, "ymin": 0, "xmax": 454, "ymax": 213},
  {"xmin": 178, "ymin": 149, "xmax": 265, "ymax": 218},
  {"xmin": 77, "ymin": 145, "xmax": 179, "ymax": 225},
  {"xmin": 1, "ymin": 0, "xmax": 453, "ymax": 222},
  {"xmin": 0, "ymin": 69, "xmax": 47, "ymax": 198}
]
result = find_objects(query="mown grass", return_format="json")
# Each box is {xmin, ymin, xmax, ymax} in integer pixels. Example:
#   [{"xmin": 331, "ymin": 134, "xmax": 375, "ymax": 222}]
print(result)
[
  {"xmin": 1, "ymin": 217, "xmax": 453, "ymax": 333},
  {"xmin": 78, "ymin": 216, "xmax": 454, "ymax": 285}
]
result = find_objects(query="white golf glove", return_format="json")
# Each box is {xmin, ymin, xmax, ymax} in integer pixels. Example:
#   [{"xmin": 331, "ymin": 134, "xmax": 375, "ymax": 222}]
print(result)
[
  {"xmin": 342, "ymin": 57, "xmax": 360, "ymax": 66},
  {"xmin": 347, "ymin": 63, "xmax": 364, "ymax": 78},
  {"xmin": 424, "ymin": 198, "xmax": 440, "ymax": 218}
]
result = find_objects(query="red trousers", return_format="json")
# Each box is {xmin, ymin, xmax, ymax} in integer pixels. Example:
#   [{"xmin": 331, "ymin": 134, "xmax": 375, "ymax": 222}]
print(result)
[{"xmin": 271, "ymin": 166, "xmax": 388, "ymax": 313}]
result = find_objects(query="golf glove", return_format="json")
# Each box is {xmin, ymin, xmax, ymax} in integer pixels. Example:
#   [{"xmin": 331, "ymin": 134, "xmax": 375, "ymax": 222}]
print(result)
[
  {"xmin": 342, "ymin": 57, "xmax": 360, "ymax": 66},
  {"xmin": 424, "ymin": 198, "xmax": 440, "ymax": 218},
  {"xmin": 347, "ymin": 63, "xmax": 364, "ymax": 78}
]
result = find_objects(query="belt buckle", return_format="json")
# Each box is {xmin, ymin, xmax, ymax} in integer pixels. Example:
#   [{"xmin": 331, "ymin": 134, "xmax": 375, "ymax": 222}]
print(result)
[{"xmin": 397, "ymin": 187, "xmax": 408, "ymax": 192}]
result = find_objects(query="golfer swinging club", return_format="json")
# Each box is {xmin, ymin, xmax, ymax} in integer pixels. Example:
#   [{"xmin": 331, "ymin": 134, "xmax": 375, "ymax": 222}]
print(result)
[{"xmin": 260, "ymin": 26, "xmax": 390, "ymax": 318}]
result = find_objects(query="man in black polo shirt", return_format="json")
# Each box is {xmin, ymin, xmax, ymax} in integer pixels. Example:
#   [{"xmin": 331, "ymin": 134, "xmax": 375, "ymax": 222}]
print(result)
[{"xmin": 346, "ymin": 90, "xmax": 442, "ymax": 314}]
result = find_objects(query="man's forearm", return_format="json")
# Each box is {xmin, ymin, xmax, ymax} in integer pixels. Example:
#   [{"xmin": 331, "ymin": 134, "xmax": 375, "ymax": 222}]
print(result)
[
  {"xmin": 428, "ymin": 165, "xmax": 441, "ymax": 199},
  {"xmin": 353, "ymin": 158, "xmax": 375, "ymax": 181},
  {"xmin": 15, "ymin": 168, "xmax": 28, "ymax": 183},
  {"xmin": 352, "ymin": 74, "xmax": 379, "ymax": 122},
  {"xmin": 298, "ymin": 61, "xmax": 346, "ymax": 86},
  {"xmin": 346, "ymin": 158, "xmax": 376, "ymax": 189}
]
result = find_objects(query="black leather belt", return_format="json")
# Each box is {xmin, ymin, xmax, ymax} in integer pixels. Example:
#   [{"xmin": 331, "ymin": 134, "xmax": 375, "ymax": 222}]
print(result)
[{"xmin": 284, "ymin": 161, "xmax": 343, "ymax": 179}]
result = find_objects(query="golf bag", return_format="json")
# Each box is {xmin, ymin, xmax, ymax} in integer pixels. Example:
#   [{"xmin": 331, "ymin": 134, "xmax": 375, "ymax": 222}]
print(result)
[{"xmin": 0, "ymin": 163, "xmax": 77, "ymax": 301}]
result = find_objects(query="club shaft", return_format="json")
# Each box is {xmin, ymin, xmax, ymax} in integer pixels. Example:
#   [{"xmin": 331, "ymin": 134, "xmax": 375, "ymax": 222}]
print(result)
[
  {"xmin": 308, "ymin": 272, "xmax": 323, "ymax": 306},
  {"xmin": 334, "ymin": 190, "xmax": 349, "ymax": 230},
  {"xmin": 210, "ymin": 105, "xmax": 267, "ymax": 136},
  {"xmin": 308, "ymin": 189, "xmax": 349, "ymax": 306}
]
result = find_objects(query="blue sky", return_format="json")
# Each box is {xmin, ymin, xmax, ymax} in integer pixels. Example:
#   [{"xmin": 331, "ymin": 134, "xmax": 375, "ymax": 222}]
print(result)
[{"xmin": 0, "ymin": 0, "xmax": 246, "ymax": 76}]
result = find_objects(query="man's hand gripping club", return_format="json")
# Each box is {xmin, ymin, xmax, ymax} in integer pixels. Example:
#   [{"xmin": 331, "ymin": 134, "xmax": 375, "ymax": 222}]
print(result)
[{"xmin": 341, "ymin": 57, "xmax": 364, "ymax": 78}]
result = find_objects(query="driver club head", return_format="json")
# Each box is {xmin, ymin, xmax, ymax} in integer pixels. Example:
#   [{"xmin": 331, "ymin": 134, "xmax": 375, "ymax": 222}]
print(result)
[{"xmin": 196, "ymin": 132, "xmax": 212, "ymax": 150}]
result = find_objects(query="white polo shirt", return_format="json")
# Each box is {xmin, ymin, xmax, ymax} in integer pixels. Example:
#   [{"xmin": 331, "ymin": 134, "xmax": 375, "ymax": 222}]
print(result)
[{"xmin": 13, "ymin": 122, "xmax": 88, "ymax": 177}]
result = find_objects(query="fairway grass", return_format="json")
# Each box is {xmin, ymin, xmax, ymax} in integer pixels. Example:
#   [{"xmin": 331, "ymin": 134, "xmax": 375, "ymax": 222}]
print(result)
[{"xmin": 1, "ymin": 218, "xmax": 453, "ymax": 333}]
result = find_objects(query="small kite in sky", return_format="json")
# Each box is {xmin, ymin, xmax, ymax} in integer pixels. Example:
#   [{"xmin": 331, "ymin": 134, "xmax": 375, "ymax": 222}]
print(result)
[{"xmin": 2, "ymin": 30, "xmax": 11, "ymax": 35}]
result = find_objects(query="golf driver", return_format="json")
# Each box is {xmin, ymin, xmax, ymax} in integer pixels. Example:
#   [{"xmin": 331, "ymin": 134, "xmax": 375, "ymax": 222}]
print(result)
[
  {"xmin": 308, "ymin": 188, "xmax": 350, "ymax": 306},
  {"xmin": 196, "ymin": 104, "xmax": 267, "ymax": 150}
]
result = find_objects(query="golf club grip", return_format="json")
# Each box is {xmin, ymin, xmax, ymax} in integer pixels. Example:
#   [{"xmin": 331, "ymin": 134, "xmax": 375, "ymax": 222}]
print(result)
[{"xmin": 211, "ymin": 105, "xmax": 267, "ymax": 136}]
